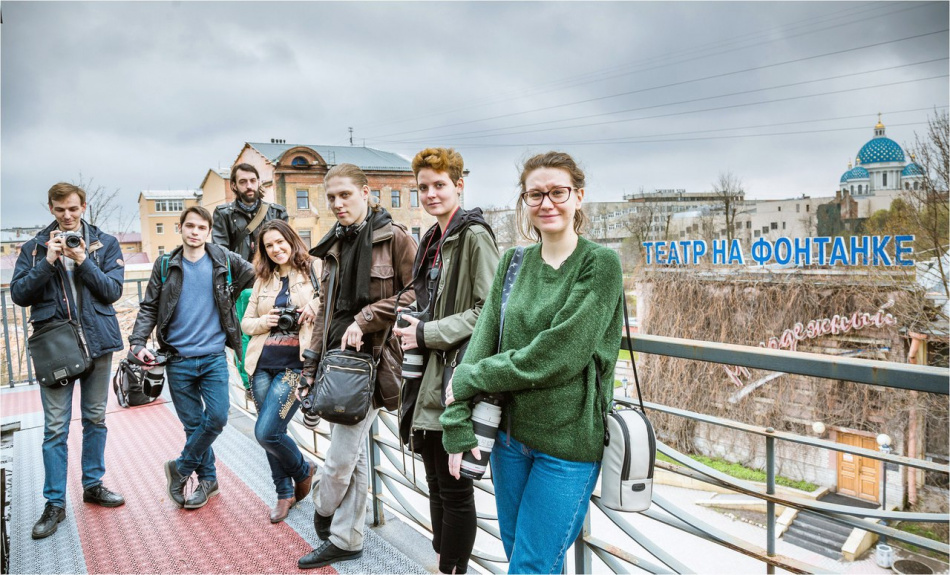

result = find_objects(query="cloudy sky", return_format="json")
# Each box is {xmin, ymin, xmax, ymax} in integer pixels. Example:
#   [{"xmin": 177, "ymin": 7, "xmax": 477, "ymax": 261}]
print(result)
[{"xmin": 2, "ymin": 1, "xmax": 948, "ymax": 231}]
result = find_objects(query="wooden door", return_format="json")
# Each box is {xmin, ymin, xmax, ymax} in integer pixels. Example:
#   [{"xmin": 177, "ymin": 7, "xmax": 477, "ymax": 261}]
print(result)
[{"xmin": 837, "ymin": 432, "xmax": 880, "ymax": 503}]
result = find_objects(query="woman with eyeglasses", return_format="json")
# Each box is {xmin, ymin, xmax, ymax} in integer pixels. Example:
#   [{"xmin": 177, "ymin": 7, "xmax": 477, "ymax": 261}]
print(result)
[
  {"xmin": 440, "ymin": 151, "xmax": 623, "ymax": 574},
  {"xmin": 240, "ymin": 219, "xmax": 318, "ymax": 523}
]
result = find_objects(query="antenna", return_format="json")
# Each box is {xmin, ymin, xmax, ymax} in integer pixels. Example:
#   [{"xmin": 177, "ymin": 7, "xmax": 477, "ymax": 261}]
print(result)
[{"xmin": 349, "ymin": 127, "xmax": 353, "ymax": 146}]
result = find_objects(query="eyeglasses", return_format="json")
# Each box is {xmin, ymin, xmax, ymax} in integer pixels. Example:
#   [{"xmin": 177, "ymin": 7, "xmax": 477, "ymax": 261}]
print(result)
[{"xmin": 521, "ymin": 186, "xmax": 574, "ymax": 207}]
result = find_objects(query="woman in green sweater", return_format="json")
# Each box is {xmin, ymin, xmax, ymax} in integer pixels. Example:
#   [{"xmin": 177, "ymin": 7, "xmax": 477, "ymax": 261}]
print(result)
[{"xmin": 441, "ymin": 151, "xmax": 623, "ymax": 574}]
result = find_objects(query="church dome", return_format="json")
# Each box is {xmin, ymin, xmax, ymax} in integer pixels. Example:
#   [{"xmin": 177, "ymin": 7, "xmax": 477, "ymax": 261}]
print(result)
[
  {"xmin": 902, "ymin": 163, "xmax": 924, "ymax": 177},
  {"xmin": 857, "ymin": 137, "xmax": 905, "ymax": 164},
  {"xmin": 846, "ymin": 166, "xmax": 870, "ymax": 180}
]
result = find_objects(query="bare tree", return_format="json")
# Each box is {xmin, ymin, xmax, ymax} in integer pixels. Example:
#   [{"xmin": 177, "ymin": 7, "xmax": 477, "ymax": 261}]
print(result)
[
  {"xmin": 906, "ymin": 109, "xmax": 950, "ymax": 290},
  {"xmin": 482, "ymin": 205, "xmax": 519, "ymax": 252},
  {"xmin": 72, "ymin": 173, "xmax": 136, "ymax": 234},
  {"xmin": 712, "ymin": 171, "xmax": 745, "ymax": 243}
]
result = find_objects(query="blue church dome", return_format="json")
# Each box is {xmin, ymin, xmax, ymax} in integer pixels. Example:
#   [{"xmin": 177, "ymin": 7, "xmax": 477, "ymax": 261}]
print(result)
[
  {"xmin": 902, "ymin": 163, "xmax": 924, "ymax": 177},
  {"xmin": 840, "ymin": 171, "xmax": 849, "ymax": 183},
  {"xmin": 857, "ymin": 137, "xmax": 905, "ymax": 164},
  {"xmin": 847, "ymin": 166, "xmax": 869, "ymax": 180}
]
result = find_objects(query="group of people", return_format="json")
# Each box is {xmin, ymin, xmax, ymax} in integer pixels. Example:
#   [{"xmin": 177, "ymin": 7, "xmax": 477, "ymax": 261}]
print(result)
[{"xmin": 11, "ymin": 148, "xmax": 624, "ymax": 574}]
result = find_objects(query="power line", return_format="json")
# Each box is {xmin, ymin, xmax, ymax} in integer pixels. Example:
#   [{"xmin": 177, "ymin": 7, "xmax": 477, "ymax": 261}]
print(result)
[
  {"xmin": 358, "ymin": 2, "xmax": 933, "ymax": 134},
  {"xmin": 376, "ymin": 67, "xmax": 949, "ymax": 144}
]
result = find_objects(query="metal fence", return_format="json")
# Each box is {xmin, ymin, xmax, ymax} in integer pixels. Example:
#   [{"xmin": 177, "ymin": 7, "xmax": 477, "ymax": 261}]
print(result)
[{"xmin": 4, "ymin": 284, "xmax": 948, "ymax": 573}]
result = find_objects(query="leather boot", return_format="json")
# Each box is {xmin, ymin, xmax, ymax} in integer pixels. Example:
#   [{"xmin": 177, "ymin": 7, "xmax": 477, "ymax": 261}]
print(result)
[{"xmin": 270, "ymin": 497, "xmax": 296, "ymax": 523}]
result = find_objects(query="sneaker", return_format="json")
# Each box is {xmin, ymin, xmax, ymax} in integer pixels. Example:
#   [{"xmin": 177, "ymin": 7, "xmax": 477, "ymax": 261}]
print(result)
[
  {"xmin": 82, "ymin": 484, "xmax": 125, "ymax": 508},
  {"xmin": 183, "ymin": 479, "xmax": 219, "ymax": 510},
  {"xmin": 164, "ymin": 460, "xmax": 188, "ymax": 508},
  {"xmin": 31, "ymin": 503, "xmax": 66, "ymax": 540},
  {"xmin": 298, "ymin": 541, "xmax": 362, "ymax": 569}
]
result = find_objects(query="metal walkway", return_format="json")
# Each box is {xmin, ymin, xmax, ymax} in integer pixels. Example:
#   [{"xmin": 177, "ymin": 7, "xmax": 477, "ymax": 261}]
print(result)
[{"xmin": 4, "ymin": 384, "xmax": 426, "ymax": 574}]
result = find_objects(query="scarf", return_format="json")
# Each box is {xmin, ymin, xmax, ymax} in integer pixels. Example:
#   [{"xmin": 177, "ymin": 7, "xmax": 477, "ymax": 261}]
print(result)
[
  {"xmin": 236, "ymin": 198, "xmax": 261, "ymax": 215},
  {"xmin": 312, "ymin": 207, "xmax": 393, "ymax": 313}
]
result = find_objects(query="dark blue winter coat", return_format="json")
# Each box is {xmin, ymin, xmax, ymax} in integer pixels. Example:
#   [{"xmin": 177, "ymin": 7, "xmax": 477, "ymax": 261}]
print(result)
[{"xmin": 10, "ymin": 220, "xmax": 125, "ymax": 359}]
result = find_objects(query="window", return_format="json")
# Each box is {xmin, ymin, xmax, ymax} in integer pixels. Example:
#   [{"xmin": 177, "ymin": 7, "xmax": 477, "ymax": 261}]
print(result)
[
  {"xmin": 905, "ymin": 183, "xmax": 910, "ymax": 190},
  {"xmin": 154, "ymin": 199, "xmax": 184, "ymax": 212},
  {"xmin": 778, "ymin": 206, "xmax": 782, "ymax": 212},
  {"xmin": 391, "ymin": 189, "xmax": 401, "ymax": 208},
  {"xmin": 746, "ymin": 221, "xmax": 751, "ymax": 229},
  {"xmin": 796, "ymin": 204, "xmax": 800, "ymax": 213},
  {"xmin": 410, "ymin": 189, "xmax": 419, "ymax": 208},
  {"xmin": 297, "ymin": 189, "xmax": 309, "ymax": 210},
  {"xmin": 411, "ymin": 227, "xmax": 421, "ymax": 242},
  {"xmin": 762, "ymin": 226, "xmax": 769, "ymax": 234},
  {"xmin": 882, "ymin": 172, "xmax": 888, "ymax": 187},
  {"xmin": 371, "ymin": 190, "xmax": 381, "ymax": 203},
  {"xmin": 174, "ymin": 223, "xmax": 180, "ymax": 234},
  {"xmin": 291, "ymin": 156, "xmax": 308, "ymax": 167},
  {"xmin": 157, "ymin": 246, "xmax": 165, "ymax": 257},
  {"xmin": 782, "ymin": 222, "xmax": 786, "ymax": 230},
  {"xmin": 299, "ymin": 229, "xmax": 312, "ymax": 250},
  {"xmin": 156, "ymin": 223, "xmax": 164, "ymax": 234},
  {"xmin": 806, "ymin": 204, "xmax": 810, "ymax": 212},
  {"xmin": 754, "ymin": 230, "xmax": 761, "ymax": 238},
  {"xmin": 858, "ymin": 185, "xmax": 863, "ymax": 194},
  {"xmin": 770, "ymin": 222, "xmax": 778, "ymax": 230},
  {"xmin": 914, "ymin": 181, "xmax": 920, "ymax": 190},
  {"xmin": 850, "ymin": 185, "xmax": 854, "ymax": 193}
]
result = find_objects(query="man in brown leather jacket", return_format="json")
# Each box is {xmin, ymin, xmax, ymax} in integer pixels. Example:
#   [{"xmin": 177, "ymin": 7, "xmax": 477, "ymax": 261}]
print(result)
[{"xmin": 296, "ymin": 163, "xmax": 416, "ymax": 570}]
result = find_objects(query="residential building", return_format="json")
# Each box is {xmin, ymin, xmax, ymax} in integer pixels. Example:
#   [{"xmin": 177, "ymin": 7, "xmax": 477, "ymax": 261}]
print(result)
[{"xmin": 0, "ymin": 227, "xmax": 44, "ymax": 257}]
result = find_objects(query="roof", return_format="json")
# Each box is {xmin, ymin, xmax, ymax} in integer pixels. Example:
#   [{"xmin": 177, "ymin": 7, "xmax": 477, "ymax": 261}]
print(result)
[
  {"xmin": 857, "ymin": 137, "xmax": 905, "ymax": 165},
  {"xmin": 139, "ymin": 190, "xmax": 201, "ymax": 200},
  {"xmin": 902, "ymin": 163, "xmax": 925, "ymax": 177},
  {"xmin": 1, "ymin": 229, "xmax": 41, "ymax": 243},
  {"xmin": 247, "ymin": 143, "xmax": 411, "ymax": 172},
  {"xmin": 115, "ymin": 232, "xmax": 142, "ymax": 243},
  {"xmin": 123, "ymin": 252, "xmax": 150, "ymax": 265}
]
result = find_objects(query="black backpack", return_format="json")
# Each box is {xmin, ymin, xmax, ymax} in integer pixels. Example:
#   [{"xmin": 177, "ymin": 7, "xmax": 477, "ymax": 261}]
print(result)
[{"xmin": 112, "ymin": 359, "xmax": 157, "ymax": 407}]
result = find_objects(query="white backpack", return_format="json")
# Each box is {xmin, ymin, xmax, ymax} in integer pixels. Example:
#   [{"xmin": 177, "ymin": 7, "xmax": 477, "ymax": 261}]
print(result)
[{"xmin": 598, "ymin": 295, "xmax": 656, "ymax": 513}]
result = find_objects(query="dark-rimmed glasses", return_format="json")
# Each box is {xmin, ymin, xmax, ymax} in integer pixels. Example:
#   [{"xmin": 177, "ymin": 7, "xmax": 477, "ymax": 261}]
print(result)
[{"xmin": 521, "ymin": 186, "xmax": 574, "ymax": 207}]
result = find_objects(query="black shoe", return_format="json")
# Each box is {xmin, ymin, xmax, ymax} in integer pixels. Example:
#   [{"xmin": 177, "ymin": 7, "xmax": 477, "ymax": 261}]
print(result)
[
  {"xmin": 82, "ymin": 484, "xmax": 125, "ymax": 508},
  {"xmin": 32, "ymin": 503, "xmax": 66, "ymax": 540},
  {"xmin": 298, "ymin": 541, "xmax": 362, "ymax": 569},
  {"xmin": 314, "ymin": 510, "xmax": 333, "ymax": 540},
  {"xmin": 164, "ymin": 459, "xmax": 188, "ymax": 508},
  {"xmin": 183, "ymin": 479, "xmax": 219, "ymax": 510}
]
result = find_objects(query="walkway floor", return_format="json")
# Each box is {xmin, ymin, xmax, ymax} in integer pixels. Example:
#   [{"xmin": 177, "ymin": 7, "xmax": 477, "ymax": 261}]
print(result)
[{"xmin": 3, "ymin": 383, "xmax": 427, "ymax": 574}]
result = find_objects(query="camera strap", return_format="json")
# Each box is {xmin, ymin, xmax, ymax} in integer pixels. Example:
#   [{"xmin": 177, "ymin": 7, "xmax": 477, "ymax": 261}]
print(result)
[{"xmin": 497, "ymin": 246, "xmax": 525, "ymax": 354}]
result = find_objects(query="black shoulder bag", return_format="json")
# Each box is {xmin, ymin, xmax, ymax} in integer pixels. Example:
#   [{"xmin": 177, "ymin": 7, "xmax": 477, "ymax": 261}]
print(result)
[
  {"xmin": 309, "ymin": 259, "xmax": 377, "ymax": 425},
  {"xmin": 28, "ymin": 266, "xmax": 94, "ymax": 387}
]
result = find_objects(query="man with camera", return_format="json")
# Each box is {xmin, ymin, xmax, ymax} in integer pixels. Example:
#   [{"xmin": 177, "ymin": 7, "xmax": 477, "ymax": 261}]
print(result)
[
  {"xmin": 130, "ymin": 206, "xmax": 255, "ymax": 510},
  {"xmin": 11, "ymin": 183, "xmax": 127, "ymax": 539},
  {"xmin": 212, "ymin": 163, "xmax": 289, "ymax": 261}
]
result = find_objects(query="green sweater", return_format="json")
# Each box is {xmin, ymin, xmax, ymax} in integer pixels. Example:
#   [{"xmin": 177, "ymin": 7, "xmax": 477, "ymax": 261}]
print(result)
[{"xmin": 440, "ymin": 237, "xmax": 623, "ymax": 462}]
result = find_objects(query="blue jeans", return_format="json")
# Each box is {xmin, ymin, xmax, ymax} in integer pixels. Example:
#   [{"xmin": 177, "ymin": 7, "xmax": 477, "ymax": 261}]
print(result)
[
  {"xmin": 491, "ymin": 431, "xmax": 601, "ymax": 574},
  {"xmin": 251, "ymin": 369, "xmax": 309, "ymax": 499},
  {"xmin": 165, "ymin": 352, "xmax": 230, "ymax": 482},
  {"xmin": 40, "ymin": 353, "xmax": 113, "ymax": 508}
]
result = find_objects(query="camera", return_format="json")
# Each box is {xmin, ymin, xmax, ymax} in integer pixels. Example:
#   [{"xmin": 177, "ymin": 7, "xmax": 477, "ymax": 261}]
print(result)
[
  {"xmin": 126, "ymin": 348, "xmax": 167, "ymax": 398},
  {"xmin": 460, "ymin": 394, "xmax": 504, "ymax": 480},
  {"xmin": 275, "ymin": 307, "xmax": 302, "ymax": 333},
  {"xmin": 61, "ymin": 231, "xmax": 83, "ymax": 249},
  {"xmin": 396, "ymin": 309, "xmax": 429, "ymax": 379}
]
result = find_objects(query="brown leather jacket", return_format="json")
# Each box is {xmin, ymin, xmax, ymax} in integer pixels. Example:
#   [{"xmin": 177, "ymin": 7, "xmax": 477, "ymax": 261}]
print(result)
[{"xmin": 303, "ymin": 218, "xmax": 417, "ymax": 408}]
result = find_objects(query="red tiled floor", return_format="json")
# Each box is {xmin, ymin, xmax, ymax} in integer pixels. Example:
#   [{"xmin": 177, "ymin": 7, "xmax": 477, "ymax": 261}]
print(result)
[{"xmin": 65, "ymin": 400, "xmax": 335, "ymax": 574}]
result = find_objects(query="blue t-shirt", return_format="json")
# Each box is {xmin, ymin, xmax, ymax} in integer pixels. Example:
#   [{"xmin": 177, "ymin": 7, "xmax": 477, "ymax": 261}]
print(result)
[
  {"xmin": 257, "ymin": 276, "xmax": 303, "ymax": 371},
  {"xmin": 166, "ymin": 253, "xmax": 226, "ymax": 357}
]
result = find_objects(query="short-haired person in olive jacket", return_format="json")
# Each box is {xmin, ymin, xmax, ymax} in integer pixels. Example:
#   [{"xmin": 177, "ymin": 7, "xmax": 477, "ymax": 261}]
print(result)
[
  {"xmin": 11, "ymin": 182, "xmax": 127, "ymax": 540},
  {"xmin": 393, "ymin": 148, "xmax": 499, "ymax": 575},
  {"xmin": 130, "ymin": 206, "xmax": 255, "ymax": 510}
]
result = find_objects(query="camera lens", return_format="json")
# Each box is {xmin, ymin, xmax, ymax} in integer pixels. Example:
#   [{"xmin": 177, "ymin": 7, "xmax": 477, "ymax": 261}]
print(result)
[
  {"xmin": 460, "ymin": 399, "xmax": 503, "ymax": 480},
  {"xmin": 64, "ymin": 234, "xmax": 82, "ymax": 248}
]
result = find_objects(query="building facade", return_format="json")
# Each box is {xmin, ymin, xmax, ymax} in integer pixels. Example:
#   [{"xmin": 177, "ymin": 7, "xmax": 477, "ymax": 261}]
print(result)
[{"xmin": 137, "ymin": 190, "xmax": 202, "ymax": 260}]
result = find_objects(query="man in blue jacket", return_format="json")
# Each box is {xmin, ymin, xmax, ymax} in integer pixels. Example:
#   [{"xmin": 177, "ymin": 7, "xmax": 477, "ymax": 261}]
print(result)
[{"xmin": 11, "ymin": 182, "xmax": 127, "ymax": 540}]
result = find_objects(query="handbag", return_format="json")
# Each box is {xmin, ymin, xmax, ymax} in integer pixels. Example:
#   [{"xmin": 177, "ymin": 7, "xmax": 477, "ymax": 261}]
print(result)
[
  {"xmin": 310, "ymin": 259, "xmax": 377, "ymax": 425},
  {"xmin": 28, "ymin": 271, "xmax": 94, "ymax": 387},
  {"xmin": 598, "ymin": 294, "xmax": 656, "ymax": 513}
]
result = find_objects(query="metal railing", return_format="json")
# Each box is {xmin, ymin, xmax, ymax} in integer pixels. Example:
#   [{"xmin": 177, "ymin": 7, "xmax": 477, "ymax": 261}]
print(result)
[{"xmin": 5, "ymin": 284, "xmax": 948, "ymax": 573}]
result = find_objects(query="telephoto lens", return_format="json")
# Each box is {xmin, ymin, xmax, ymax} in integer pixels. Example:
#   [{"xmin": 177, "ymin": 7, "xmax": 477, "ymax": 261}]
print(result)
[
  {"xmin": 460, "ymin": 395, "xmax": 504, "ymax": 480},
  {"xmin": 142, "ymin": 352, "xmax": 166, "ymax": 397},
  {"xmin": 396, "ymin": 310, "xmax": 428, "ymax": 379}
]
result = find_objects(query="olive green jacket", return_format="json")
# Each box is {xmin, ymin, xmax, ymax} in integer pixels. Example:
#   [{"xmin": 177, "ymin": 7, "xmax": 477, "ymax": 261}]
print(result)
[{"xmin": 410, "ymin": 224, "xmax": 499, "ymax": 432}]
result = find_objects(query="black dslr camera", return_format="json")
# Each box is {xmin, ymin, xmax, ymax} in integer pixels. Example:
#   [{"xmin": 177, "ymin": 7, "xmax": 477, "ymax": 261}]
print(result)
[
  {"xmin": 274, "ymin": 307, "xmax": 302, "ymax": 333},
  {"xmin": 61, "ymin": 231, "xmax": 83, "ymax": 248}
]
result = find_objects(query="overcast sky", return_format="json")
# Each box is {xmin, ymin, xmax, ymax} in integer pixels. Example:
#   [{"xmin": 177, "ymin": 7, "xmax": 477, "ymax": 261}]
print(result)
[{"xmin": 2, "ymin": 1, "xmax": 948, "ymax": 232}]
